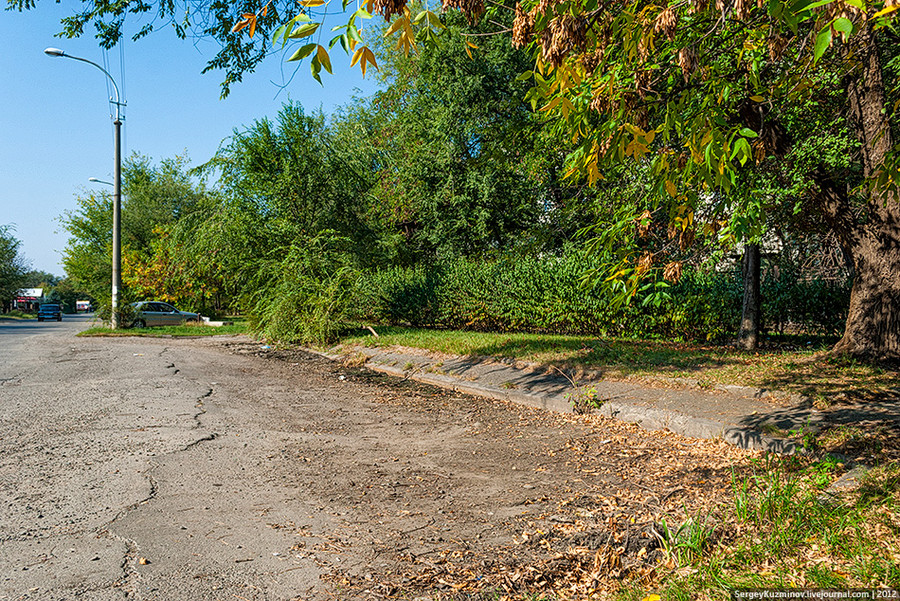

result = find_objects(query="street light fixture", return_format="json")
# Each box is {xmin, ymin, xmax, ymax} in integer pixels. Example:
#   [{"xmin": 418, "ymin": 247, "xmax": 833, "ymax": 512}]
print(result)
[
  {"xmin": 46, "ymin": 47, "xmax": 125, "ymax": 328},
  {"xmin": 89, "ymin": 177, "xmax": 114, "ymax": 186}
]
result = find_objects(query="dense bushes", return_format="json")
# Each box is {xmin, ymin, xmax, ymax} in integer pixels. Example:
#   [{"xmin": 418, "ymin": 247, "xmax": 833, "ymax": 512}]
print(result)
[
  {"xmin": 763, "ymin": 270, "xmax": 851, "ymax": 336},
  {"xmin": 252, "ymin": 233, "xmax": 360, "ymax": 345},
  {"xmin": 355, "ymin": 254, "xmax": 850, "ymax": 341},
  {"xmin": 359, "ymin": 254, "xmax": 608, "ymax": 334}
]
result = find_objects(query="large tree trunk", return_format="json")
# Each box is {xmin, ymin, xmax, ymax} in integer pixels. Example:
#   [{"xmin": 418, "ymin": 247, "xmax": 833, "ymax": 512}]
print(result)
[
  {"xmin": 739, "ymin": 242, "xmax": 761, "ymax": 350},
  {"xmin": 833, "ymin": 228, "xmax": 900, "ymax": 361},
  {"xmin": 828, "ymin": 26, "xmax": 900, "ymax": 361}
]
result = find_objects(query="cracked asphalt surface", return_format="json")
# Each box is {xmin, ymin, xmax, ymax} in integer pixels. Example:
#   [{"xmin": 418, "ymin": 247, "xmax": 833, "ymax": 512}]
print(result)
[{"xmin": 0, "ymin": 315, "xmax": 752, "ymax": 600}]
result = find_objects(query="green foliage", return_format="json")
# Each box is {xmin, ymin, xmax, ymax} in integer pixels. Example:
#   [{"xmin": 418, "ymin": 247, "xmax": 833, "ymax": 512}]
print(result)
[
  {"xmin": 121, "ymin": 154, "xmax": 205, "ymax": 253},
  {"xmin": 92, "ymin": 288, "xmax": 138, "ymax": 328},
  {"xmin": 357, "ymin": 13, "xmax": 591, "ymax": 261},
  {"xmin": 361, "ymin": 253, "xmax": 608, "ymax": 334},
  {"xmin": 251, "ymin": 232, "xmax": 360, "ymax": 345},
  {"xmin": 645, "ymin": 454, "xmax": 900, "ymax": 599},
  {"xmin": 358, "ymin": 255, "xmax": 849, "ymax": 341},
  {"xmin": 204, "ymin": 103, "xmax": 382, "ymax": 264},
  {"xmin": 658, "ymin": 515, "xmax": 717, "ymax": 567},
  {"xmin": 21, "ymin": 270, "xmax": 60, "ymax": 288},
  {"xmin": 79, "ymin": 321, "xmax": 248, "ymax": 337},
  {"xmin": 764, "ymin": 270, "xmax": 851, "ymax": 336},
  {"xmin": 60, "ymin": 154, "xmax": 210, "ymax": 308},
  {"xmin": 0, "ymin": 310, "xmax": 31, "ymax": 319},
  {"xmin": 49, "ymin": 278, "xmax": 89, "ymax": 313},
  {"xmin": 59, "ymin": 191, "xmax": 113, "ymax": 301},
  {"xmin": 157, "ymin": 195, "xmax": 264, "ymax": 316},
  {"xmin": 0, "ymin": 225, "xmax": 28, "ymax": 309}
]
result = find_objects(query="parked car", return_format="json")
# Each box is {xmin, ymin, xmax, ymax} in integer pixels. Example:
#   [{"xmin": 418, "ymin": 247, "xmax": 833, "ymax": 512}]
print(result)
[
  {"xmin": 37, "ymin": 304, "xmax": 62, "ymax": 322},
  {"xmin": 128, "ymin": 301, "xmax": 200, "ymax": 328}
]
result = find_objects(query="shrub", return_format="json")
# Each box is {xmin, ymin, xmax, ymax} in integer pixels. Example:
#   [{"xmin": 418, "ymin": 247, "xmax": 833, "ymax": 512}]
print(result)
[
  {"xmin": 251, "ymin": 233, "xmax": 360, "ymax": 345},
  {"xmin": 355, "ymin": 252, "xmax": 850, "ymax": 341}
]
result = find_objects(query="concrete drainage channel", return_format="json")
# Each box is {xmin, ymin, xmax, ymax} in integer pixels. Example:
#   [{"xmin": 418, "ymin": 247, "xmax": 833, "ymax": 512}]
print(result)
[
  {"xmin": 311, "ymin": 346, "xmax": 806, "ymax": 453},
  {"xmin": 307, "ymin": 345, "xmax": 878, "ymax": 499}
]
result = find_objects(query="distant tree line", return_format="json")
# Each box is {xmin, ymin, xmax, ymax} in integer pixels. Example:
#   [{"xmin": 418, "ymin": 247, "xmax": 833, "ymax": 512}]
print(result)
[
  {"xmin": 0, "ymin": 225, "xmax": 29, "ymax": 312},
  {"xmin": 0, "ymin": 228, "xmax": 88, "ymax": 314}
]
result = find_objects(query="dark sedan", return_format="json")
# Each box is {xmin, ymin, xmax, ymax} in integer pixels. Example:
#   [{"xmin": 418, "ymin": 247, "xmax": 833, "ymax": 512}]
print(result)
[{"xmin": 37, "ymin": 304, "xmax": 62, "ymax": 322}]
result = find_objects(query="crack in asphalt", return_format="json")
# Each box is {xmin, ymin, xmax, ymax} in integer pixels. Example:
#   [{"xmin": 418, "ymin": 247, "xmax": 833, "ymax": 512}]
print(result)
[
  {"xmin": 98, "ymin": 472, "xmax": 159, "ymax": 600},
  {"xmin": 0, "ymin": 376, "xmax": 22, "ymax": 386},
  {"xmin": 101, "ymin": 364, "xmax": 219, "ymax": 599},
  {"xmin": 190, "ymin": 387, "xmax": 214, "ymax": 432}
]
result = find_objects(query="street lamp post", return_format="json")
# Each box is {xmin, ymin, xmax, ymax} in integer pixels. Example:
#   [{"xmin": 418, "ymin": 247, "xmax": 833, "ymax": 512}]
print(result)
[{"xmin": 45, "ymin": 48, "xmax": 124, "ymax": 328}]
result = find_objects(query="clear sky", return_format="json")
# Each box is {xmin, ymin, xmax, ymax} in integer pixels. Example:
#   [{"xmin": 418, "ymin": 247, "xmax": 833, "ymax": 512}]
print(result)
[{"xmin": 1, "ymin": 3, "xmax": 379, "ymax": 276}]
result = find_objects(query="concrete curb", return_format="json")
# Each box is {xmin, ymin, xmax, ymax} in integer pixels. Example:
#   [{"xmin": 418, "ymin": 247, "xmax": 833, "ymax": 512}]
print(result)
[
  {"xmin": 308, "ymin": 346, "xmax": 803, "ymax": 455},
  {"xmin": 200, "ymin": 316, "xmax": 234, "ymax": 327}
]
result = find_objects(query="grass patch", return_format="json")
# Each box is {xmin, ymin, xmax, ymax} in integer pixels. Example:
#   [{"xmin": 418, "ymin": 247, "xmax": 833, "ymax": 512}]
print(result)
[
  {"xmin": 79, "ymin": 320, "xmax": 249, "ymax": 338},
  {"xmin": 0, "ymin": 310, "xmax": 33, "ymax": 320},
  {"xmin": 339, "ymin": 327, "xmax": 898, "ymax": 402},
  {"xmin": 629, "ymin": 455, "xmax": 900, "ymax": 600}
]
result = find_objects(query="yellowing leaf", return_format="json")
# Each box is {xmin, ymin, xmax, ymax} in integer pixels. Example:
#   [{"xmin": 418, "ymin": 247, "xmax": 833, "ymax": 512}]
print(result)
[
  {"xmin": 587, "ymin": 155, "xmax": 601, "ymax": 185},
  {"xmin": 605, "ymin": 268, "xmax": 628, "ymax": 282},
  {"xmin": 641, "ymin": 595, "xmax": 662, "ymax": 601},
  {"xmin": 351, "ymin": 46, "xmax": 378, "ymax": 77},
  {"xmin": 300, "ymin": 0, "xmax": 327, "ymax": 6},
  {"xmin": 316, "ymin": 45, "xmax": 332, "ymax": 73},
  {"xmin": 625, "ymin": 140, "xmax": 648, "ymax": 158},
  {"xmin": 559, "ymin": 97, "xmax": 575, "ymax": 120},
  {"xmin": 364, "ymin": 48, "xmax": 378, "ymax": 75},
  {"xmin": 232, "ymin": 13, "xmax": 260, "ymax": 37},
  {"xmin": 665, "ymin": 180, "xmax": 677, "ymax": 197},
  {"xmin": 351, "ymin": 47, "xmax": 364, "ymax": 67},
  {"xmin": 384, "ymin": 15, "xmax": 407, "ymax": 37},
  {"xmin": 396, "ymin": 30, "xmax": 416, "ymax": 54},
  {"xmin": 874, "ymin": 3, "xmax": 900, "ymax": 16},
  {"xmin": 540, "ymin": 97, "xmax": 561, "ymax": 112},
  {"xmin": 231, "ymin": 17, "xmax": 250, "ymax": 33}
]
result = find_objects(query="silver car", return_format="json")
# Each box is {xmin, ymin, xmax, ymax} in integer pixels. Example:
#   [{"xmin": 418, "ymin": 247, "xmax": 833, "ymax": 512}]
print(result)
[{"xmin": 129, "ymin": 301, "xmax": 200, "ymax": 328}]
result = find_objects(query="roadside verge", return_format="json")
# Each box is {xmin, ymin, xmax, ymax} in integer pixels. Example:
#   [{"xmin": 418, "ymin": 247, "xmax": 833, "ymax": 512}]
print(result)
[{"xmin": 309, "ymin": 344, "xmax": 867, "ymax": 455}]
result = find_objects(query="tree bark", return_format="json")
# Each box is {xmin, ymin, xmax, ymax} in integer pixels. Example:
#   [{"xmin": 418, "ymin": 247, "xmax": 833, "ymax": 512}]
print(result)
[
  {"xmin": 827, "ymin": 26, "xmax": 900, "ymax": 362},
  {"xmin": 739, "ymin": 242, "xmax": 761, "ymax": 350}
]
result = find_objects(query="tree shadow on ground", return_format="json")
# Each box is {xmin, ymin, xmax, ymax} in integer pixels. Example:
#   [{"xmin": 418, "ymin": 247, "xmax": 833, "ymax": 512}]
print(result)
[{"xmin": 460, "ymin": 335, "xmax": 898, "ymax": 403}]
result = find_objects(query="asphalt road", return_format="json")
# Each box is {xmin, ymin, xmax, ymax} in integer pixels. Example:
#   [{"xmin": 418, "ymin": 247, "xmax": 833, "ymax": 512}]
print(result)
[
  {"xmin": 0, "ymin": 314, "xmax": 749, "ymax": 601},
  {"xmin": 1, "ymin": 314, "xmax": 537, "ymax": 601},
  {"xmin": 0, "ymin": 315, "xmax": 325, "ymax": 600}
]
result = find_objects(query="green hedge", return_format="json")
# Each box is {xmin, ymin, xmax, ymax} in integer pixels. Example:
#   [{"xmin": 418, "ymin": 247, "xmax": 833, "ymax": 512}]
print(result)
[
  {"xmin": 356, "ymin": 254, "xmax": 850, "ymax": 341},
  {"xmin": 763, "ymin": 269, "xmax": 850, "ymax": 336}
]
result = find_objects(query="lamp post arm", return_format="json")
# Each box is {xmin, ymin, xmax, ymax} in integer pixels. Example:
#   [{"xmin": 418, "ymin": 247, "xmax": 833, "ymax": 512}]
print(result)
[{"xmin": 46, "ymin": 50, "xmax": 124, "ymax": 121}]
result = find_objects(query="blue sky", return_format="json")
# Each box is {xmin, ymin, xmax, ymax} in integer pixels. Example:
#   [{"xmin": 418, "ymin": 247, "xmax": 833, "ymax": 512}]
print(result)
[{"xmin": 1, "ymin": 3, "xmax": 379, "ymax": 276}]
